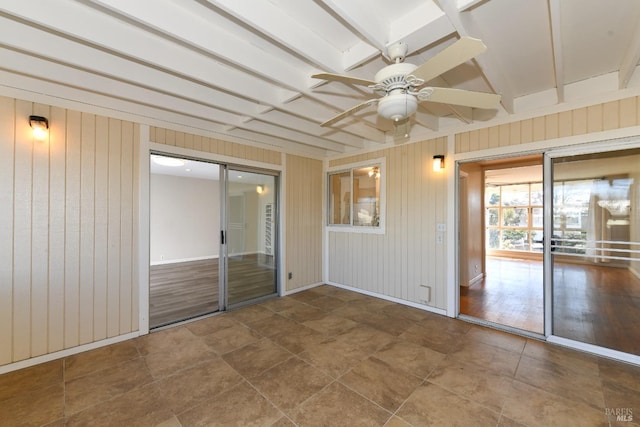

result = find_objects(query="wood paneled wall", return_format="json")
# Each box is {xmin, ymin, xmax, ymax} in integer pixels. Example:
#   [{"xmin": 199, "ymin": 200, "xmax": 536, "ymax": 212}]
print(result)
[
  {"xmin": 285, "ymin": 154, "xmax": 323, "ymax": 291},
  {"xmin": 327, "ymin": 138, "xmax": 448, "ymax": 309},
  {"xmin": 0, "ymin": 96, "xmax": 139, "ymax": 366},
  {"xmin": 150, "ymin": 126, "xmax": 281, "ymax": 165},
  {"xmin": 455, "ymin": 96, "xmax": 640, "ymax": 153}
]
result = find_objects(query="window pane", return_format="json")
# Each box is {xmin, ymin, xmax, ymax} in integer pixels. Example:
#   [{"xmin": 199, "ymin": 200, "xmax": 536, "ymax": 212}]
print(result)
[
  {"xmin": 501, "ymin": 184, "xmax": 529, "ymax": 206},
  {"xmin": 502, "ymin": 207, "xmax": 528, "ymax": 227},
  {"xmin": 487, "ymin": 229, "xmax": 500, "ymax": 249},
  {"xmin": 328, "ymin": 171, "xmax": 350, "ymax": 225},
  {"xmin": 486, "ymin": 208, "xmax": 499, "ymax": 226},
  {"xmin": 485, "ymin": 185, "xmax": 500, "ymax": 206},
  {"xmin": 501, "ymin": 230, "xmax": 529, "ymax": 251},
  {"xmin": 353, "ymin": 166, "xmax": 380, "ymax": 226},
  {"xmin": 530, "ymin": 183, "xmax": 543, "ymax": 205},
  {"xmin": 532, "ymin": 207, "xmax": 543, "ymax": 228}
]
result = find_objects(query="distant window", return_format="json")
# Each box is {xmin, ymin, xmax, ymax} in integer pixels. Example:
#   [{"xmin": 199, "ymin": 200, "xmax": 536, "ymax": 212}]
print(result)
[{"xmin": 328, "ymin": 160, "xmax": 384, "ymax": 232}]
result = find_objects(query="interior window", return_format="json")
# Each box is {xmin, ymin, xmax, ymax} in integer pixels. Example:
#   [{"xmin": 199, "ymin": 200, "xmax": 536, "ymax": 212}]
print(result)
[{"xmin": 328, "ymin": 163, "xmax": 382, "ymax": 229}]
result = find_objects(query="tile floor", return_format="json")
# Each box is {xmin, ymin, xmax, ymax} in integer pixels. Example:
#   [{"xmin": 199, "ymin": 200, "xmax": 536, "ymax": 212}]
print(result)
[{"xmin": 1, "ymin": 285, "xmax": 639, "ymax": 426}]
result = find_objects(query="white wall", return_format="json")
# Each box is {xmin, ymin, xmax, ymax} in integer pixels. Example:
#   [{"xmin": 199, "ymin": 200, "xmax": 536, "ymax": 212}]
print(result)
[{"xmin": 150, "ymin": 174, "xmax": 220, "ymax": 264}]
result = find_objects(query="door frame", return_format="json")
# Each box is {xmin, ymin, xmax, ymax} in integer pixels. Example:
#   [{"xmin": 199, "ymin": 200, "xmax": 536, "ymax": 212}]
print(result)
[{"xmin": 139, "ymin": 134, "xmax": 283, "ymax": 334}]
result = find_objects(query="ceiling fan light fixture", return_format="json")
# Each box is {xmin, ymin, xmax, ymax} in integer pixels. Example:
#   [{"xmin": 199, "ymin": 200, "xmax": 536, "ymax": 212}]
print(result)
[{"xmin": 377, "ymin": 92, "xmax": 417, "ymax": 122}]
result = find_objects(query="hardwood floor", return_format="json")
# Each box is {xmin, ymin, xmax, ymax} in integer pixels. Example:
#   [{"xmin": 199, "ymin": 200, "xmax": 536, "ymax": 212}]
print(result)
[
  {"xmin": 149, "ymin": 254, "xmax": 277, "ymax": 328},
  {"xmin": 150, "ymin": 259, "xmax": 219, "ymax": 328},
  {"xmin": 460, "ymin": 257, "xmax": 544, "ymax": 334},
  {"xmin": 460, "ymin": 256, "xmax": 640, "ymax": 355}
]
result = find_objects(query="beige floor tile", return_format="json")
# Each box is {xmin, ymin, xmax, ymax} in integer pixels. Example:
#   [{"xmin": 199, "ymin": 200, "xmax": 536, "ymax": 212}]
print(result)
[
  {"xmin": 502, "ymin": 380, "xmax": 608, "ymax": 427},
  {"xmin": 465, "ymin": 325, "xmax": 527, "ymax": 354},
  {"xmin": 302, "ymin": 313, "xmax": 359, "ymax": 336},
  {"xmin": 290, "ymin": 381, "xmax": 391, "ymax": 426},
  {"xmin": 298, "ymin": 337, "xmax": 369, "ymax": 378},
  {"xmin": 66, "ymin": 383, "xmax": 175, "ymax": 427},
  {"xmin": 327, "ymin": 287, "xmax": 370, "ymax": 302},
  {"xmin": 155, "ymin": 358, "xmax": 243, "ymax": 414},
  {"xmin": 522, "ymin": 339, "xmax": 600, "ymax": 374},
  {"xmin": 246, "ymin": 313, "xmax": 302, "ymax": 337},
  {"xmin": 201, "ymin": 322, "xmax": 263, "ymax": 355},
  {"xmin": 135, "ymin": 326, "xmax": 201, "ymax": 356},
  {"xmin": 374, "ymin": 339, "xmax": 445, "ymax": 379},
  {"xmin": 259, "ymin": 296, "xmax": 309, "ymax": 313},
  {"xmin": 339, "ymin": 356, "xmax": 423, "ymax": 412},
  {"xmin": 400, "ymin": 322, "xmax": 465, "ymax": 354},
  {"xmin": 143, "ymin": 334, "xmax": 217, "ymax": 379},
  {"xmin": 384, "ymin": 416, "xmax": 412, "ymax": 427},
  {"xmin": 427, "ymin": 357, "xmax": 513, "ymax": 412},
  {"xmin": 177, "ymin": 380, "xmax": 283, "ymax": 426},
  {"xmin": 0, "ymin": 359, "xmax": 63, "ymax": 402},
  {"xmin": 277, "ymin": 302, "xmax": 326, "ymax": 323},
  {"xmin": 250, "ymin": 356, "xmax": 333, "ymax": 413},
  {"xmin": 65, "ymin": 357, "xmax": 153, "ymax": 415},
  {"xmin": 304, "ymin": 295, "xmax": 346, "ymax": 311},
  {"xmin": 381, "ymin": 303, "xmax": 431, "ymax": 322},
  {"xmin": 271, "ymin": 416, "xmax": 298, "ymax": 426},
  {"xmin": 335, "ymin": 324, "xmax": 395, "ymax": 354},
  {"xmin": 65, "ymin": 340, "xmax": 140, "ymax": 380},
  {"xmin": 360, "ymin": 311, "xmax": 415, "ymax": 336},
  {"xmin": 185, "ymin": 314, "xmax": 238, "ymax": 336},
  {"xmin": 0, "ymin": 383, "xmax": 64, "ymax": 427},
  {"xmin": 396, "ymin": 382, "xmax": 500, "ymax": 427},
  {"xmin": 447, "ymin": 339, "xmax": 522, "ymax": 376},
  {"xmin": 225, "ymin": 304, "xmax": 273, "ymax": 324},
  {"xmin": 222, "ymin": 338, "xmax": 292, "ymax": 378},
  {"xmin": 269, "ymin": 324, "xmax": 326, "ymax": 354},
  {"xmin": 515, "ymin": 354, "xmax": 605, "ymax": 409}
]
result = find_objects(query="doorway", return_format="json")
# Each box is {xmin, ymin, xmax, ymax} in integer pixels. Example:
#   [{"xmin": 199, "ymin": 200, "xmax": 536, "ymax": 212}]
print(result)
[
  {"xmin": 458, "ymin": 155, "xmax": 544, "ymax": 334},
  {"xmin": 149, "ymin": 154, "xmax": 279, "ymax": 328}
]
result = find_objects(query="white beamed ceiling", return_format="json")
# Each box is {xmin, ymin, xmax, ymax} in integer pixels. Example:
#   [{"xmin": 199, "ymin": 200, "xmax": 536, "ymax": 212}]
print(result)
[{"xmin": 1, "ymin": 0, "xmax": 640, "ymax": 157}]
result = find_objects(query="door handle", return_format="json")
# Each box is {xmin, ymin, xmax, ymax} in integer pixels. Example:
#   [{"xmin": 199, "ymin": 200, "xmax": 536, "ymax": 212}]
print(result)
[{"xmin": 221, "ymin": 230, "xmax": 225, "ymax": 245}]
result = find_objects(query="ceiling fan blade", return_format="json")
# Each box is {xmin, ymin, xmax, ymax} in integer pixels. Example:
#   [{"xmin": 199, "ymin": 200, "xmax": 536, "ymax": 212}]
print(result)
[
  {"xmin": 320, "ymin": 99, "xmax": 379, "ymax": 127},
  {"xmin": 410, "ymin": 37, "xmax": 487, "ymax": 84},
  {"xmin": 312, "ymin": 72, "xmax": 377, "ymax": 87},
  {"xmin": 419, "ymin": 87, "xmax": 501, "ymax": 109}
]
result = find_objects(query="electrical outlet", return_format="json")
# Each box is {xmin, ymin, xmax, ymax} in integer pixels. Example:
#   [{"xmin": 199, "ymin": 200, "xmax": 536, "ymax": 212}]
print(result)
[
  {"xmin": 436, "ymin": 223, "xmax": 446, "ymax": 232},
  {"xmin": 288, "ymin": 272, "xmax": 293, "ymax": 280},
  {"xmin": 419, "ymin": 285, "xmax": 431, "ymax": 303},
  {"xmin": 436, "ymin": 234, "xmax": 443, "ymax": 244}
]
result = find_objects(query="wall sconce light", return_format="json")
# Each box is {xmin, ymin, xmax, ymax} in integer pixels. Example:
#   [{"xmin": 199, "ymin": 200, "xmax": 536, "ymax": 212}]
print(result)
[
  {"xmin": 256, "ymin": 185, "xmax": 264, "ymax": 194},
  {"xmin": 433, "ymin": 155, "xmax": 445, "ymax": 171},
  {"xmin": 29, "ymin": 115, "xmax": 49, "ymax": 140}
]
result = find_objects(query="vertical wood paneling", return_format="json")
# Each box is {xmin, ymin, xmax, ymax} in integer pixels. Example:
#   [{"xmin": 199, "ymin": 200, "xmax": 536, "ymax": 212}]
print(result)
[
  {"xmin": 65, "ymin": 110, "xmax": 82, "ymax": 348},
  {"xmin": 545, "ymin": 114, "xmax": 559, "ymax": 139},
  {"xmin": 619, "ymin": 97, "xmax": 637, "ymax": 128},
  {"xmin": 79, "ymin": 113, "xmax": 96, "ymax": 345},
  {"xmin": 107, "ymin": 119, "xmax": 122, "ymax": 337},
  {"xmin": 327, "ymin": 138, "xmax": 448, "ymax": 309},
  {"xmin": 131, "ymin": 124, "xmax": 140, "ymax": 332},
  {"xmin": 93, "ymin": 116, "xmax": 109, "ymax": 340},
  {"xmin": 0, "ymin": 97, "xmax": 15, "ymax": 365},
  {"xmin": 498, "ymin": 124, "xmax": 510, "ymax": 147},
  {"xmin": 532, "ymin": 116, "xmax": 545, "ymax": 141},
  {"xmin": 286, "ymin": 155, "xmax": 322, "ymax": 291},
  {"xmin": 13, "ymin": 100, "xmax": 34, "ymax": 361},
  {"xmin": 573, "ymin": 107, "xmax": 587, "ymax": 135},
  {"xmin": 509, "ymin": 121, "xmax": 521, "ymax": 146},
  {"xmin": 1, "ymin": 96, "xmax": 140, "ymax": 367},
  {"xmin": 558, "ymin": 110, "xmax": 572, "ymax": 137},
  {"xmin": 603, "ymin": 101, "xmax": 619, "ymax": 130},
  {"xmin": 120, "ymin": 121, "xmax": 134, "ymax": 333},
  {"xmin": 31, "ymin": 103, "xmax": 51, "ymax": 357},
  {"xmin": 488, "ymin": 126, "xmax": 500, "ymax": 148},
  {"xmin": 48, "ymin": 106, "xmax": 66, "ymax": 353},
  {"xmin": 587, "ymin": 104, "xmax": 603, "ymax": 133}
]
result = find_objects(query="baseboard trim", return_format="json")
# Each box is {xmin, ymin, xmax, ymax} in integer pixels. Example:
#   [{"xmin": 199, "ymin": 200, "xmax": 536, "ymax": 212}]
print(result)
[
  {"xmin": 0, "ymin": 331, "xmax": 141, "ymax": 375},
  {"xmin": 150, "ymin": 255, "xmax": 218, "ymax": 266},
  {"xmin": 326, "ymin": 281, "xmax": 447, "ymax": 316}
]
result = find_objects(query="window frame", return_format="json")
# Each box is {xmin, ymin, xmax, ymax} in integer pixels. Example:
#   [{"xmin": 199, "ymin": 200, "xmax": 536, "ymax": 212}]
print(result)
[
  {"xmin": 485, "ymin": 182, "xmax": 544, "ymax": 253},
  {"xmin": 327, "ymin": 158, "xmax": 386, "ymax": 234}
]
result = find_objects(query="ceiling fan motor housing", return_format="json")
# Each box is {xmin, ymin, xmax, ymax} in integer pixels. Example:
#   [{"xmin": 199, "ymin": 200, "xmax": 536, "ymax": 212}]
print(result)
[
  {"xmin": 378, "ymin": 91, "xmax": 418, "ymax": 121},
  {"xmin": 374, "ymin": 62, "xmax": 418, "ymax": 91}
]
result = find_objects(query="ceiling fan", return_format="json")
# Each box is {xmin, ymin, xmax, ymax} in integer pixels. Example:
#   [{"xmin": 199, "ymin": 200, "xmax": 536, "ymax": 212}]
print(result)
[{"xmin": 312, "ymin": 37, "xmax": 501, "ymax": 127}]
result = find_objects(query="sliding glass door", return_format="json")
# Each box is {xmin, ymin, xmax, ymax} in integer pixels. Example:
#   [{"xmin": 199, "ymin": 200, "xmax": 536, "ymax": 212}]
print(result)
[
  {"xmin": 224, "ymin": 168, "xmax": 278, "ymax": 308},
  {"xmin": 550, "ymin": 147, "xmax": 640, "ymax": 356}
]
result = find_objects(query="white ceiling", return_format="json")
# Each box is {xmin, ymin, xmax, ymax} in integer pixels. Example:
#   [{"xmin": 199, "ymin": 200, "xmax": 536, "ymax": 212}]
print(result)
[{"xmin": 2, "ymin": 0, "xmax": 640, "ymax": 158}]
